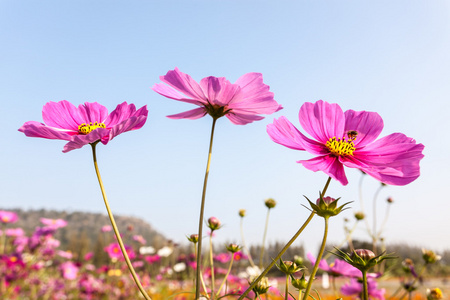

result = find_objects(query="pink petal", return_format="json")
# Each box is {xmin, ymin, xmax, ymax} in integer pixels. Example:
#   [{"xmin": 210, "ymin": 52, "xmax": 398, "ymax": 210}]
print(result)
[
  {"xmin": 342, "ymin": 133, "xmax": 424, "ymax": 185},
  {"xmin": 299, "ymin": 100, "xmax": 345, "ymax": 144},
  {"xmin": 107, "ymin": 115, "xmax": 148, "ymax": 142},
  {"xmin": 298, "ymin": 155, "xmax": 348, "ymax": 185},
  {"xmin": 77, "ymin": 102, "xmax": 109, "ymax": 124},
  {"xmin": 344, "ymin": 110, "xmax": 383, "ymax": 148},
  {"xmin": 42, "ymin": 101, "xmax": 84, "ymax": 131},
  {"xmin": 19, "ymin": 121, "xmax": 75, "ymax": 141},
  {"xmin": 167, "ymin": 107, "xmax": 207, "ymax": 120},
  {"xmin": 199, "ymin": 76, "xmax": 235, "ymax": 106},
  {"xmin": 62, "ymin": 128, "xmax": 110, "ymax": 153},
  {"xmin": 158, "ymin": 67, "xmax": 207, "ymax": 103},
  {"xmin": 225, "ymin": 112, "xmax": 265, "ymax": 125},
  {"xmin": 105, "ymin": 102, "xmax": 148, "ymax": 128},
  {"xmin": 152, "ymin": 83, "xmax": 206, "ymax": 106}
]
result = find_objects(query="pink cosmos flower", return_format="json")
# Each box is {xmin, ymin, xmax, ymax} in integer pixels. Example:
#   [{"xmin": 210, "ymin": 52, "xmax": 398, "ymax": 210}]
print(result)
[
  {"xmin": 19, "ymin": 101, "xmax": 148, "ymax": 152},
  {"xmin": 267, "ymin": 100, "xmax": 424, "ymax": 185},
  {"xmin": 0, "ymin": 211, "xmax": 18, "ymax": 224},
  {"xmin": 104, "ymin": 242, "xmax": 135, "ymax": 260},
  {"xmin": 60, "ymin": 261, "xmax": 79, "ymax": 280},
  {"xmin": 101, "ymin": 225, "xmax": 112, "ymax": 232},
  {"xmin": 152, "ymin": 67, "xmax": 282, "ymax": 124},
  {"xmin": 307, "ymin": 253, "xmax": 363, "ymax": 278},
  {"xmin": 40, "ymin": 218, "xmax": 67, "ymax": 229}
]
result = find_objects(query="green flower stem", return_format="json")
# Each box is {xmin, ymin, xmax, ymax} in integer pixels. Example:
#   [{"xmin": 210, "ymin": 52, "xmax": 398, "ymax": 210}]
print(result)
[
  {"xmin": 193, "ymin": 243, "xmax": 208, "ymax": 295},
  {"xmin": 90, "ymin": 143, "xmax": 151, "ymax": 300},
  {"xmin": 216, "ymin": 254, "xmax": 235, "ymax": 296},
  {"xmin": 259, "ymin": 208, "xmax": 271, "ymax": 268},
  {"xmin": 302, "ymin": 216, "xmax": 329, "ymax": 300},
  {"xmin": 238, "ymin": 177, "xmax": 331, "ymax": 300},
  {"xmin": 362, "ymin": 270, "xmax": 369, "ymax": 300},
  {"xmin": 284, "ymin": 274, "xmax": 289, "ymax": 300},
  {"xmin": 241, "ymin": 217, "xmax": 256, "ymax": 268},
  {"xmin": 372, "ymin": 184, "xmax": 384, "ymax": 257},
  {"xmin": 196, "ymin": 118, "xmax": 218, "ymax": 299},
  {"xmin": 209, "ymin": 233, "xmax": 216, "ymax": 300}
]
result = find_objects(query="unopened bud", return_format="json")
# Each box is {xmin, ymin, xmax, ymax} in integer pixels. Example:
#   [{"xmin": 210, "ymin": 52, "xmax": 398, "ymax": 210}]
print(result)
[
  {"xmin": 207, "ymin": 217, "xmax": 221, "ymax": 231},
  {"xmin": 422, "ymin": 249, "xmax": 441, "ymax": 264},
  {"xmin": 226, "ymin": 243, "xmax": 241, "ymax": 253},
  {"xmin": 291, "ymin": 273, "xmax": 307, "ymax": 290},
  {"xmin": 238, "ymin": 209, "xmax": 246, "ymax": 217},
  {"xmin": 187, "ymin": 234, "xmax": 198, "ymax": 244},
  {"xmin": 264, "ymin": 198, "xmax": 277, "ymax": 209},
  {"xmin": 354, "ymin": 212, "xmax": 365, "ymax": 221},
  {"xmin": 387, "ymin": 197, "xmax": 394, "ymax": 204},
  {"xmin": 352, "ymin": 249, "xmax": 375, "ymax": 261},
  {"xmin": 252, "ymin": 277, "xmax": 270, "ymax": 295}
]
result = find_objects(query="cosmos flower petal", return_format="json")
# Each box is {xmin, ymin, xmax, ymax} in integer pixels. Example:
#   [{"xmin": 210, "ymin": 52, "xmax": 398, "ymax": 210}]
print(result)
[
  {"xmin": 152, "ymin": 83, "xmax": 206, "ymax": 106},
  {"xmin": 157, "ymin": 67, "xmax": 208, "ymax": 103},
  {"xmin": 344, "ymin": 110, "xmax": 384, "ymax": 148},
  {"xmin": 199, "ymin": 76, "xmax": 234, "ymax": 106},
  {"xmin": 77, "ymin": 102, "xmax": 109, "ymax": 124},
  {"xmin": 107, "ymin": 115, "xmax": 149, "ymax": 142},
  {"xmin": 267, "ymin": 117, "xmax": 327, "ymax": 154},
  {"xmin": 167, "ymin": 107, "xmax": 207, "ymax": 120},
  {"xmin": 298, "ymin": 155, "xmax": 348, "ymax": 185},
  {"xmin": 299, "ymin": 100, "xmax": 345, "ymax": 144},
  {"xmin": 42, "ymin": 100, "xmax": 84, "ymax": 131},
  {"xmin": 19, "ymin": 121, "xmax": 75, "ymax": 141},
  {"xmin": 63, "ymin": 128, "xmax": 110, "ymax": 153},
  {"xmin": 225, "ymin": 112, "xmax": 265, "ymax": 125},
  {"xmin": 105, "ymin": 102, "xmax": 139, "ymax": 127}
]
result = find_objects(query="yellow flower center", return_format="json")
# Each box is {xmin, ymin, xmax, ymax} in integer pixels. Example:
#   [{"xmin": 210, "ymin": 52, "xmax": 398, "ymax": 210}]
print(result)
[
  {"xmin": 326, "ymin": 136, "xmax": 356, "ymax": 156},
  {"xmin": 78, "ymin": 122, "xmax": 106, "ymax": 134}
]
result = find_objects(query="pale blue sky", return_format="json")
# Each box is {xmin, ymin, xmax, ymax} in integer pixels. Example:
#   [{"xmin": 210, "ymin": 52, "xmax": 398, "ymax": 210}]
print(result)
[{"xmin": 1, "ymin": 1, "xmax": 449, "ymax": 255}]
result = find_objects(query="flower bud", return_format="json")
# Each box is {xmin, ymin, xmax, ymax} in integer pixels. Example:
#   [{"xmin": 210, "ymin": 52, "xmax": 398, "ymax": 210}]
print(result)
[
  {"xmin": 333, "ymin": 247, "xmax": 396, "ymax": 272},
  {"xmin": 277, "ymin": 259, "xmax": 302, "ymax": 275},
  {"xmin": 264, "ymin": 198, "xmax": 277, "ymax": 209},
  {"xmin": 252, "ymin": 277, "xmax": 270, "ymax": 295},
  {"xmin": 422, "ymin": 249, "xmax": 441, "ymax": 264},
  {"xmin": 352, "ymin": 249, "xmax": 375, "ymax": 261},
  {"xmin": 187, "ymin": 234, "xmax": 198, "ymax": 244},
  {"xmin": 291, "ymin": 273, "xmax": 307, "ymax": 290},
  {"xmin": 207, "ymin": 217, "xmax": 221, "ymax": 231},
  {"xmin": 226, "ymin": 243, "xmax": 241, "ymax": 253},
  {"xmin": 238, "ymin": 209, "xmax": 246, "ymax": 217},
  {"xmin": 354, "ymin": 211, "xmax": 365, "ymax": 221},
  {"xmin": 306, "ymin": 194, "xmax": 349, "ymax": 218},
  {"xmin": 293, "ymin": 255, "xmax": 304, "ymax": 267},
  {"xmin": 387, "ymin": 197, "xmax": 394, "ymax": 204}
]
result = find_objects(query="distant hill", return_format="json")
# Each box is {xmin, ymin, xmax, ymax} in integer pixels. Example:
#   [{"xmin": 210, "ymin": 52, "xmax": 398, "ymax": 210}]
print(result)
[{"xmin": 2, "ymin": 208, "xmax": 167, "ymax": 264}]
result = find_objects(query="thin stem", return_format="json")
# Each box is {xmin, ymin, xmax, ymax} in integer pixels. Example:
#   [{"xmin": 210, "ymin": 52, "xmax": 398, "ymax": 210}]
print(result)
[
  {"xmin": 361, "ymin": 270, "xmax": 369, "ymax": 300},
  {"xmin": 193, "ymin": 242, "xmax": 208, "ymax": 295},
  {"xmin": 209, "ymin": 233, "xmax": 215, "ymax": 300},
  {"xmin": 238, "ymin": 177, "xmax": 332, "ymax": 300},
  {"xmin": 90, "ymin": 143, "xmax": 151, "ymax": 300},
  {"xmin": 259, "ymin": 208, "xmax": 271, "ymax": 269},
  {"xmin": 302, "ymin": 217, "xmax": 329, "ymax": 300},
  {"xmin": 372, "ymin": 184, "xmax": 384, "ymax": 256},
  {"xmin": 285, "ymin": 274, "xmax": 289, "ymax": 300},
  {"xmin": 196, "ymin": 118, "xmax": 218, "ymax": 299},
  {"xmin": 216, "ymin": 254, "xmax": 234, "ymax": 296},
  {"xmin": 240, "ymin": 217, "xmax": 256, "ymax": 268}
]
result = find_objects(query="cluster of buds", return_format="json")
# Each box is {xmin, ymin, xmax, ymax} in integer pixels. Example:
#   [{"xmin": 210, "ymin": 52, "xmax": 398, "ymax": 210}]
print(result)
[
  {"xmin": 332, "ymin": 248, "xmax": 396, "ymax": 272},
  {"xmin": 207, "ymin": 217, "xmax": 221, "ymax": 231},
  {"xmin": 422, "ymin": 249, "xmax": 441, "ymax": 264},
  {"xmin": 305, "ymin": 193, "xmax": 350, "ymax": 218},
  {"xmin": 226, "ymin": 243, "xmax": 241, "ymax": 253},
  {"xmin": 276, "ymin": 259, "xmax": 303, "ymax": 275}
]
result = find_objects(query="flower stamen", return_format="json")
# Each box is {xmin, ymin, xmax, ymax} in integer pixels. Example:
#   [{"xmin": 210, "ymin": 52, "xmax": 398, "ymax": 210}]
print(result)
[
  {"xmin": 78, "ymin": 122, "xmax": 106, "ymax": 135},
  {"xmin": 326, "ymin": 136, "xmax": 356, "ymax": 156}
]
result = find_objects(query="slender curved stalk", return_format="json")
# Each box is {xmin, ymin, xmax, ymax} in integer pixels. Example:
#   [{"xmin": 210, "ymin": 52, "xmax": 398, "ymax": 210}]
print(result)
[
  {"xmin": 196, "ymin": 118, "xmax": 218, "ymax": 299},
  {"xmin": 216, "ymin": 254, "xmax": 235, "ymax": 296},
  {"xmin": 259, "ymin": 209, "xmax": 271, "ymax": 268},
  {"xmin": 240, "ymin": 217, "xmax": 256, "ymax": 268},
  {"xmin": 238, "ymin": 177, "xmax": 332, "ymax": 300},
  {"xmin": 302, "ymin": 217, "xmax": 329, "ymax": 300},
  {"xmin": 90, "ymin": 143, "xmax": 151, "ymax": 300}
]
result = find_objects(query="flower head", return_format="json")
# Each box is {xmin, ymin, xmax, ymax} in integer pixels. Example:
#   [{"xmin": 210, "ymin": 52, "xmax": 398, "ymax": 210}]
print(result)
[
  {"xmin": 333, "ymin": 248, "xmax": 396, "ymax": 272},
  {"xmin": 152, "ymin": 68, "xmax": 282, "ymax": 124},
  {"xmin": 422, "ymin": 249, "xmax": 441, "ymax": 264},
  {"xmin": 0, "ymin": 211, "xmax": 18, "ymax": 224},
  {"xmin": 40, "ymin": 218, "xmax": 67, "ymax": 229},
  {"xmin": 264, "ymin": 198, "xmax": 277, "ymax": 209},
  {"xmin": 207, "ymin": 217, "xmax": 221, "ymax": 231},
  {"xmin": 19, "ymin": 101, "xmax": 148, "ymax": 152},
  {"xmin": 267, "ymin": 100, "xmax": 424, "ymax": 185}
]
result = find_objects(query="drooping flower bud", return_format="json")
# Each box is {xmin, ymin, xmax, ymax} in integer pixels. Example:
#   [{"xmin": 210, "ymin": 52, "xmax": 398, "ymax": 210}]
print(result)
[
  {"xmin": 264, "ymin": 198, "xmax": 277, "ymax": 209},
  {"xmin": 207, "ymin": 217, "xmax": 221, "ymax": 231}
]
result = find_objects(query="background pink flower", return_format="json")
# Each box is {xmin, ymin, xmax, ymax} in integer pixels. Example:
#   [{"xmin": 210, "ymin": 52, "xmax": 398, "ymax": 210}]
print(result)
[
  {"xmin": 19, "ymin": 101, "xmax": 148, "ymax": 152},
  {"xmin": 0, "ymin": 211, "xmax": 18, "ymax": 224},
  {"xmin": 152, "ymin": 67, "xmax": 282, "ymax": 125},
  {"xmin": 267, "ymin": 100, "xmax": 424, "ymax": 185}
]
